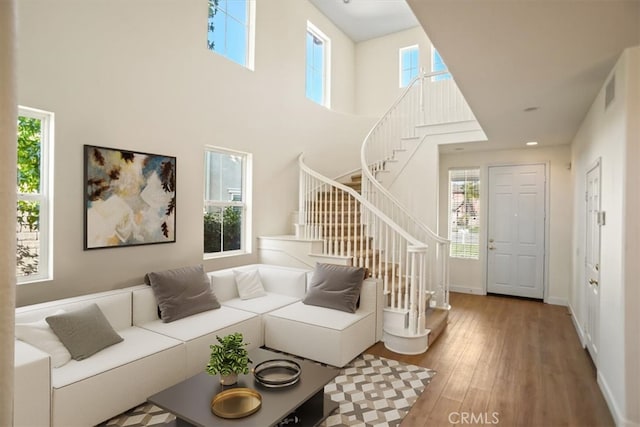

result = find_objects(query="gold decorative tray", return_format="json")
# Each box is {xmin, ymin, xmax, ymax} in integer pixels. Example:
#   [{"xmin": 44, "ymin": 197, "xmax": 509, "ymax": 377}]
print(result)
[{"xmin": 211, "ymin": 388, "xmax": 262, "ymax": 419}]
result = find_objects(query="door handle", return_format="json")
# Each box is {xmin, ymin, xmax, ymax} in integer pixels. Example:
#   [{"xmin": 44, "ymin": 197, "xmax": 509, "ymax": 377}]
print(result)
[
  {"xmin": 589, "ymin": 279, "xmax": 599, "ymax": 286},
  {"xmin": 488, "ymin": 245, "xmax": 496, "ymax": 250}
]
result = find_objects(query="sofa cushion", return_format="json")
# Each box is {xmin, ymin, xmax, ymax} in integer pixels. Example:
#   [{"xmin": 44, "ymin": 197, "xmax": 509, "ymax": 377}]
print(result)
[
  {"xmin": 303, "ymin": 263, "xmax": 364, "ymax": 313},
  {"xmin": 266, "ymin": 301, "xmax": 370, "ymax": 331},
  {"xmin": 209, "ymin": 264, "xmax": 309, "ymax": 302},
  {"xmin": 137, "ymin": 305, "xmax": 257, "ymax": 342},
  {"xmin": 222, "ymin": 292, "xmax": 300, "ymax": 315},
  {"xmin": 15, "ymin": 309, "xmax": 71, "ymax": 368},
  {"xmin": 51, "ymin": 326, "xmax": 183, "ymax": 389},
  {"xmin": 234, "ymin": 268, "xmax": 266, "ymax": 300},
  {"xmin": 46, "ymin": 304, "xmax": 123, "ymax": 361},
  {"xmin": 145, "ymin": 265, "xmax": 220, "ymax": 323},
  {"xmin": 15, "ymin": 289, "xmax": 133, "ymax": 332}
]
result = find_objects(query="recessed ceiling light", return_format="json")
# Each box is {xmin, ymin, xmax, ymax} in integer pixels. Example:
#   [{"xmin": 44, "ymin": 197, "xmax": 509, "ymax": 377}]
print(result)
[
  {"xmin": 526, "ymin": 141, "xmax": 538, "ymax": 146},
  {"xmin": 524, "ymin": 106, "xmax": 539, "ymax": 112}
]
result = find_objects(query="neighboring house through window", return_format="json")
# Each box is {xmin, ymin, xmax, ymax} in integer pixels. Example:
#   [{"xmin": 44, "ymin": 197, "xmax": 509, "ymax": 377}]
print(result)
[
  {"xmin": 431, "ymin": 47, "xmax": 452, "ymax": 81},
  {"xmin": 306, "ymin": 21, "xmax": 331, "ymax": 107},
  {"xmin": 204, "ymin": 147, "xmax": 252, "ymax": 257},
  {"xmin": 399, "ymin": 45, "xmax": 419, "ymax": 87},
  {"xmin": 448, "ymin": 169, "xmax": 480, "ymax": 259},
  {"xmin": 17, "ymin": 106, "xmax": 54, "ymax": 283},
  {"xmin": 207, "ymin": 0, "xmax": 255, "ymax": 69}
]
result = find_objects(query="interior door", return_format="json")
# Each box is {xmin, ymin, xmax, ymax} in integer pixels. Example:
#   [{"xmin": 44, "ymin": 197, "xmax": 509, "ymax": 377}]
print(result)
[
  {"xmin": 585, "ymin": 160, "xmax": 601, "ymax": 362},
  {"xmin": 487, "ymin": 164, "xmax": 546, "ymax": 298}
]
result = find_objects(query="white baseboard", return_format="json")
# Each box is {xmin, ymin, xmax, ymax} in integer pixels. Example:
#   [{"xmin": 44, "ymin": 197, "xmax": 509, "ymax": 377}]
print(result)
[
  {"xmin": 598, "ymin": 371, "xmax": 633, "ymax": 427},
  {"xmin": 544, "ymin": 296, "xmax": 568, "ymax": 306},
  {"xmin": 449, "ymin": 285, "xmax": 486, "ymax": 295},
  {"xmin": 568, "ymin": 302, "xmax": 586, "ymax": 348}
]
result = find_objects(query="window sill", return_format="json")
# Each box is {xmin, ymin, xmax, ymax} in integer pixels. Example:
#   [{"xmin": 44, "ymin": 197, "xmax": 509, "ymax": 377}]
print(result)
[
  {"xmin": 17, "ymin": 276, "xmax": 53, "ymax": 286},
  {"xmin": 203, "ymin": 250, "xmax": 249, "ymax": 261}
]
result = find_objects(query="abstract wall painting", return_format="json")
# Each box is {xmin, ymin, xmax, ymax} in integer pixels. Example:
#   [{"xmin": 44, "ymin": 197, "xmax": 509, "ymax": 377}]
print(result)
[{"xmin": 84, "ymin": 145, "xmax": 176, "ymax": 249}]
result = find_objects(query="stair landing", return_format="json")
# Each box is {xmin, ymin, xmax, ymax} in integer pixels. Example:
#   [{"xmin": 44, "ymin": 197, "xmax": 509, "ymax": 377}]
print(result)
[{"xmin": 382, "ymin": 306, "xmax": 448, "ymax": 355}]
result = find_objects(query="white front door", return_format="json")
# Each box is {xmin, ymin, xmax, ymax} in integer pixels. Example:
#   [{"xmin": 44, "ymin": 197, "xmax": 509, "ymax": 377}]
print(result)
[
  {"xmin": 487, "ymin": 164, "xmax": 546, "ymax": 298},
  {"xmin": 585, "ymin": 160, "xmax": 601, "ymax": 362}
]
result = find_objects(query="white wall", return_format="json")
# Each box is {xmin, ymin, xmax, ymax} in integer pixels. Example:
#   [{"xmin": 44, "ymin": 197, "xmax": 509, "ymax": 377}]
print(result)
[
  {"xmin": 439, "ymin": 145, "xmax": 573, "ymax": 305},
  {"xmin": 386, "ymin": 138, "xmax": 440, "ymax": 232},
  {"xmin": 15, "ymin": 0, "xmax": 375, "ymax": 306},
  {"xmin": 355, "ymin": 26, "xmax": 433, "ymax": 117},
  {"xmin": 622, "ymin": 47, "xmax": 640, "ymax": 427},
  {"xmin": 0, "ymin": 0, "xmax": 17, "ymax": 423},
  {"xmin": 570, "ymin": 46, "xmax": 640, "ymax": 426}
]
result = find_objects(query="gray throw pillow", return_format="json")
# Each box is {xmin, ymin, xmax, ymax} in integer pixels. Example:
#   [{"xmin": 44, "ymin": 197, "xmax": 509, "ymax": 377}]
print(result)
[
  {"xmin": 302, "ymin": 263, "xmax": 365, "ymax": 313},
  {"xmin": 46, "ymin": 303, "xmax": 123, "ymax": 361},
  {"xmin": 145, "ymin": 265, "xmax": 220, "ymax": 323}
]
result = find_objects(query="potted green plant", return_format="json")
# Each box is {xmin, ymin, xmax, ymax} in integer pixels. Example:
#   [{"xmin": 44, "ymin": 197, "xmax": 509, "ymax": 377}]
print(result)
[{"xmin": 206, "ymin": 332, "xmax": 252, "ymax": 385}]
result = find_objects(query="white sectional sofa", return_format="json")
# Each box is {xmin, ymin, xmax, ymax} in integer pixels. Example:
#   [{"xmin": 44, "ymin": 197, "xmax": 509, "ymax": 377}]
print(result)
[
  {"xmin": 132, "ymin": 286, "xmax": 262, "ymax": 379},
  {"xmin": 13, "ymin": 263, "xmax": 382, "ymax": 427},
  {"xmin": 14, "ymin": 287, "xmax": 186, "ymax": 427},
  {"xmin": 208, "ymin": 264, "xmax": 309, "ymax": 346},
  {"xmin": 264, "ymin": 276, "xmax": 383, "ymax": 367},
  {"xmin": 210, "ymin": 263, "xmax": 383, "ymax": 367}
]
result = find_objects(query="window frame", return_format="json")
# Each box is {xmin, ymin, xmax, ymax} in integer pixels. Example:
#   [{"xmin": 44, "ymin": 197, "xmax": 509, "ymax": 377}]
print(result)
[
  {"xmin": 399, "ymin": 44, "xmax": 420, "ymax": 88},
  {"xmin": 207, "ymin": 0, "xmax": 256, "ymax": 70},
  {"xmin": 305, "ymin": 21, "xmax": 331, "ymax": 108},
  {"xmin": 17, "ymin": 106, "xmax": 54, "ymax": 284},
  {"xmin": 203, "ymin": 146, "xmax": 252, "ymax": 259},
  {"xmin": 448, "ymin": 168, "xmax": 480, "ymax": 260},
  {"xmin": 431, "ymin": 46, "xmax": 452, "ymax": 81}
]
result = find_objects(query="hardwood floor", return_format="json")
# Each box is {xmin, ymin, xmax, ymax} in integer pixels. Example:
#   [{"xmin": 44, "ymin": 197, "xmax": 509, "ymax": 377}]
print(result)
[{"xmin": 366, "ymin": 292, "xmax": 614, "ymax": 427}]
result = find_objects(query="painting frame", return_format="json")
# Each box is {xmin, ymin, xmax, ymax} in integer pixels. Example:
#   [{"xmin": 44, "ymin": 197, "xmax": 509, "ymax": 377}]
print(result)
[{"xmin": 83, "ymin": 145, "xmax": 177, "ymax": 250}]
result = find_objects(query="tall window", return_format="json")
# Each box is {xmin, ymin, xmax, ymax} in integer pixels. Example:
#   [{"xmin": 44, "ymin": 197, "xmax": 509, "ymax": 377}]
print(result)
[
  {"xmin": 204, "ymin": 147, "xmax": 251, "ymax": 257},
  {"xmin": 399, "ymin": 45, "xmax": 419, "ymax": 87},
  {"xmin": 306, "ymin": 21, "xmax": 330, "ymax": 107},
  {"xmin": 448, "ymin": 169, "xmax": 480, "ymax": 259},
  {"xmin": 431, "ymin": 47, "xmax": 452, "ymax": 81},
  {"xmin": 17, "ymin": 107, "xmax": 54, "ymax": 283},
  {"xmin": 207, "ymin": 0, "xmax": 255, "ymax": 69}
]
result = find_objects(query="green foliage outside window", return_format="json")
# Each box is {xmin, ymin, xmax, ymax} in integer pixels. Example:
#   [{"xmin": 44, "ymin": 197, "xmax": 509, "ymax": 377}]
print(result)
[
  {"xmin": 207, "ymin": 0, "xmax": 219, "ymax": 50},
  {"xmin": 17, "ymin": 116, "xmax": 42, "ymax": 276},
  {"xmin": 204, "ymin": 206, "xmax": 242, "ymax": 253},
  {"xmin": 449, "ymin": 169, "xmax": 480, "ymax": 259}
]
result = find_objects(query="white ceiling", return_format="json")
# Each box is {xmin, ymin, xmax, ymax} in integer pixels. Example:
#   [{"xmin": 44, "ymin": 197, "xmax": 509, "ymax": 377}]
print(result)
[
  {"xmin": 308, "ymin": 0, "xmax": 418, "ymax": 42},
  {"xmin": 408, "ymin": 0, "xmax": 640, "ymax": 152},
  {"xmin": 311, "ymin": 0, "xmax": 640, "ymax": 153}
]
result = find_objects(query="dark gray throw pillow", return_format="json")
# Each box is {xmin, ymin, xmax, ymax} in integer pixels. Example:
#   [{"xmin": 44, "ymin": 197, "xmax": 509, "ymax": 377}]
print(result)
[
  {"xmin": 145, "ymin": 265, "xmax": 220, "ymax": 323},
  {"xmin": 46, "ymin": 303, "xmax": 123, "ymax": 361},
  {"xmin": 302, "ymin": 263, "xmax": 365, "ymax": 313}
]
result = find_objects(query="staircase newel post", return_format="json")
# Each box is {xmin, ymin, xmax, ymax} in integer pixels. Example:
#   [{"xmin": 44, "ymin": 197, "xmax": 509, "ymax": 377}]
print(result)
[
  {"xmin": 408, "ymin": 244, "xmax": 428, "ymax": 335},
  {"xmin": 298, "ymin": 164, "xmax": 304, "ymax": 239}
]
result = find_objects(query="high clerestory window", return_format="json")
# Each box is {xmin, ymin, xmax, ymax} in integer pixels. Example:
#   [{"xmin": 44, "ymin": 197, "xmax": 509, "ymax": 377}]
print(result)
[
  {"xmin": 204, "ymin": 147, "xmax": 252, "ymax": 257},
  {"xmin": 207, "ymin": 0, "xmax": 255, "ymax": 69},
  {"xmin": 448, "ymin": 169, "xmax": 480, "ymax": 259},
  {"xmin": 306, "ymin": 21, "xmax": 331, "ymax": 107},
  {"xmin": 431, "ymin": 47, "xmax": 452, "ymax": 81},
  {"xmin": 17, "ymin": 106, "xmax": 54, "ymax": 283},
  {"xmin": 399, "ymin": 45, "xmax": 419, "ymax": 87}
]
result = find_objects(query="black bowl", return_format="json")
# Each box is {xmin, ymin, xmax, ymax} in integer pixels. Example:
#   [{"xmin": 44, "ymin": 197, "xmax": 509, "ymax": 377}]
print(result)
[{"xmin": 252, "ymin": 359, "xmax": 301, "ymax": 388}]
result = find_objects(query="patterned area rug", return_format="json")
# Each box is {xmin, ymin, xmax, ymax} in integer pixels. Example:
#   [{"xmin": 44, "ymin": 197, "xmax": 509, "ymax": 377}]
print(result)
[{"xmin": 102, "ymin": 354, "xmax": 435, "ymax": 427}]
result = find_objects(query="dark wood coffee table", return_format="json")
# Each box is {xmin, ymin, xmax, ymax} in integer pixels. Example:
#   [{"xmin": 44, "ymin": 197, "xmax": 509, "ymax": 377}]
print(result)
[{"xmin": 148, "ymin": 348, "xmax": 339, "ymax": 426}]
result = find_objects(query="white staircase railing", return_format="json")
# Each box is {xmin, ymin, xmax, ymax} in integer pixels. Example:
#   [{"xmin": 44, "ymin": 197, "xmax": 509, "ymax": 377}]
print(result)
[
  {"xmin": 298, "ymin": 154, "xmax": 430, "ymax": 336},
  {"xmin": 361, "ymin": 71, "xmax": 451, "ymax": 310}
]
